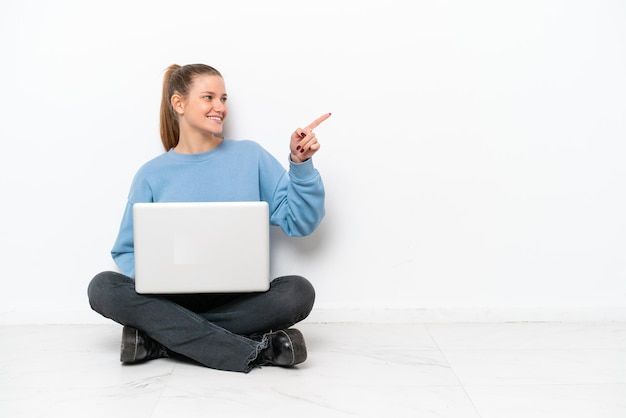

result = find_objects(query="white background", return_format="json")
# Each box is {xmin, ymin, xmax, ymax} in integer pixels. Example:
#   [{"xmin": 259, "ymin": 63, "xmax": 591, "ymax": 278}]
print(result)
[{"xmin": 1, "ymin": 0, "xmax": 625, "ymax": 323}]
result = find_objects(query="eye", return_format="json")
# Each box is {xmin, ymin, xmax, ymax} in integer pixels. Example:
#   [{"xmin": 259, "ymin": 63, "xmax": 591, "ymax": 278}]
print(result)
[
  {"xmin": 221, "ymin": 97, "xmax": 228, "ymax": 103},
  {"xmin": 203, "ymin": 95, "xmax": 213, "ymax": 100}
]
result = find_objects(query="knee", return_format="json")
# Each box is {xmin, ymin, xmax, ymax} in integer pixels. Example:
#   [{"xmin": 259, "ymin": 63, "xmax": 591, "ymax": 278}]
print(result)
[
  {"xmin": 87, "ymin": 271, "xmax": 130, "ymax": 311},
  {"xmin": 277, "ymin": 275, "xmax": 316, "ymax": 313},
  {"xmin": 293, "ymin": 275, "xmax": 315, "ymax": 306}
]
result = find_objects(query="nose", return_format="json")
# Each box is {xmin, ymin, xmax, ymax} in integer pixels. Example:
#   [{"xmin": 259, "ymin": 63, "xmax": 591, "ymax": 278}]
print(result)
[{"xmin": 213, "ymin": 100, "xmax": 225, "ymax": 112}]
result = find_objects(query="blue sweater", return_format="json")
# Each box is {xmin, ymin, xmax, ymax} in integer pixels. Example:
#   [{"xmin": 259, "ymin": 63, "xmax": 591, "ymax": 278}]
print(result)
[{"xmin": 111, "ymin": 139, "xmax": 325, "ymax": 277}]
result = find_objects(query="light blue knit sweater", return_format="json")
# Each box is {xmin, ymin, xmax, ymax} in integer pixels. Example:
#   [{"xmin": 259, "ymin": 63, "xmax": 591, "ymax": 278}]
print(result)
[{"xmin": 111, "ymin": 139, "xmax": 325, "ymax": 277}]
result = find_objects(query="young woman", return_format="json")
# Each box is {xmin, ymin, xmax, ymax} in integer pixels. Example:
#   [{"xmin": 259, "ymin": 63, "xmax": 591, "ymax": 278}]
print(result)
[{"xmin": 88, "ymin": 64, "xmax": 330, "ymax": 373}]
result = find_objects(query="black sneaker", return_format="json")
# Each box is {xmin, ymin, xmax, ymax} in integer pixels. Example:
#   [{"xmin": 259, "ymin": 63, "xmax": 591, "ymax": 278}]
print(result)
[{"xmin": 120, "ymin": 326, "xmax": 169, "ymax": 364}]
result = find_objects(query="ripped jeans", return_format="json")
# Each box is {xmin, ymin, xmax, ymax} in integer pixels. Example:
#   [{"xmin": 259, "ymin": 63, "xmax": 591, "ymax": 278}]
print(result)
[{"xmin": 87, "ymin": 271, "xmax": 315, "ymax": 372}]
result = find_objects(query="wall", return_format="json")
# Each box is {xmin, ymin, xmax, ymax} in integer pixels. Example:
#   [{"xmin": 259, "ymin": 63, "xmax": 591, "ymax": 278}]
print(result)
[{"xmin": 1, "ymin": 0, "xmax": 625, "ymax": 323}]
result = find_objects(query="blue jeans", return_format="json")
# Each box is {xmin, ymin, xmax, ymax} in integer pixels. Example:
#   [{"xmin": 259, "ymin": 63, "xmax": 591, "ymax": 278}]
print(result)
[{"xmin": 87, "ymin": 271, "xmax": 315, "ymax": 373}]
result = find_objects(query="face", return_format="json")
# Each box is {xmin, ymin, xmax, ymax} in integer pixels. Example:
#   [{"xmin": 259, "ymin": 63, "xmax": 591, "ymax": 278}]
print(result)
[{"xmin": 175, "ymin": 74, "xmax": 228, "ymax": 138}]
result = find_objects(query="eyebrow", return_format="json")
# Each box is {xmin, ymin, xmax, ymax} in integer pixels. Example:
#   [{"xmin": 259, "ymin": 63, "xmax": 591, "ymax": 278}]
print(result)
[{"xmin": 200, "ymin": 91, "xmax": 227, "ymax": 96}]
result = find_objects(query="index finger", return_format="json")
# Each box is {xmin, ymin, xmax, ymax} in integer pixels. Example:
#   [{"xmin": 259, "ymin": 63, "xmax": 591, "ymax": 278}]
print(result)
[{"xmin": 304, "ymin": 112, "xmax": 332, "ymax": 131}]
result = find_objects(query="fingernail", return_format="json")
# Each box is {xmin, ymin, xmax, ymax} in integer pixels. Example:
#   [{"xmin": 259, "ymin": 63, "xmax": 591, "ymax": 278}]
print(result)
[
  {"xmin": 300, "ymin": 132, "xmax": 306, "ymax": 138},
  {"xmin": 296, "ymin": 145, "xmax": 301, "ymax": 150},
  {"xmin": 300, "ymin": 148, "xmax": 305, "ymax": 153}
]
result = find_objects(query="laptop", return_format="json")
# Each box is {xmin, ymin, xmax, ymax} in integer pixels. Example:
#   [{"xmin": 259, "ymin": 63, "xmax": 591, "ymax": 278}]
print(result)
[{"xmin": 132, "ymin": 201, "xmax": 270, "ymax": 294}]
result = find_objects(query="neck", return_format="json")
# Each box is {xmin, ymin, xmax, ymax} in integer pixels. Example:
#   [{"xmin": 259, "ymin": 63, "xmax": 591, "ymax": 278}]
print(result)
[{"xmin": 174, "ymin": 133, "xmax": 223, "ymax": 154}]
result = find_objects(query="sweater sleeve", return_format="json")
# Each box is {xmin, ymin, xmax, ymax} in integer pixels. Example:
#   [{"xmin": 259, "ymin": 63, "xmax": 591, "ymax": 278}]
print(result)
[
  {"xmin": 110, "ymin": 171, "xmax": 154, "ymax": 278},
  {"xmin": 261, "ymin": 152, "xmax": 326, "ymax": 237},
  {"xmin": 110, "ymin": 202, "xmax": 136, "ymax": 277}
]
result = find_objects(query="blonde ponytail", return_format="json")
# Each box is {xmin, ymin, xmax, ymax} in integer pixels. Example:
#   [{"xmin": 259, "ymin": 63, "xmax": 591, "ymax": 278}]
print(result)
[{"xmin": 160, "ymin": 64, "xmax": 181, "ymax": 150}]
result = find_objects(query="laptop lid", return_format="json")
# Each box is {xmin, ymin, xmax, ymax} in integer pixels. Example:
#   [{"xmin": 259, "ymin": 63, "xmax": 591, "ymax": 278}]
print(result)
[{"xmin": 133, "ymin": 201, "xmax": 270, "ymax": 294}]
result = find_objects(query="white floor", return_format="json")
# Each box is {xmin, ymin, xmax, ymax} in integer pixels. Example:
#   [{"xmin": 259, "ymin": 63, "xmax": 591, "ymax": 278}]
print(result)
[{"xmin": 1, "ymin": 322, "xmax": 625, "ymax": 418}]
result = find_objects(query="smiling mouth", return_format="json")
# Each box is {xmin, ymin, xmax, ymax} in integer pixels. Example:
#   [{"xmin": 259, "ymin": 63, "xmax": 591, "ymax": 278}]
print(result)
[{"xmin": 207, "ymin": 115, "xmax": 223, "ymax": 122}]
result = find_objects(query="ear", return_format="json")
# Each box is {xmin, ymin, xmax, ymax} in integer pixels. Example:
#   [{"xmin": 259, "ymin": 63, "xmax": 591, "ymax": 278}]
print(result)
[{"xmin": 171, "ymin": 94, "xmax": 185, "ymax": 115}]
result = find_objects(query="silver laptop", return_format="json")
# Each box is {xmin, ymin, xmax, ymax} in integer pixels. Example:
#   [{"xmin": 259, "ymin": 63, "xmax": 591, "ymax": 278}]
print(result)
[{"xmin": 133, "ymin": 201, "xmax": 270, "ymax": 294}]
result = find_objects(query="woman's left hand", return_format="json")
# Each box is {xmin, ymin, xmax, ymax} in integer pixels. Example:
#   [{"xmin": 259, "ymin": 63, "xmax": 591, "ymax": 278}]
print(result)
[{"xmin": 290, "ymin": 113, "xmax": 331, "ymax": 163}]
